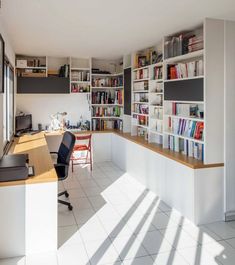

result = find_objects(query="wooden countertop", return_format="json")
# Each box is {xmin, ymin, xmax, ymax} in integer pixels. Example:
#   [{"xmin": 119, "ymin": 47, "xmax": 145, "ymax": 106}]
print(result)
[
  {"xmin": 45, "ymin": 129, "xmax": 224, "ymax": 169},
  {"xmin": 114, "ymin": 132, "xmax": 224, "ymax": 169},
  {"xmin": 0, "ymin": 132, "xmax": 58, "ymax": 187}
]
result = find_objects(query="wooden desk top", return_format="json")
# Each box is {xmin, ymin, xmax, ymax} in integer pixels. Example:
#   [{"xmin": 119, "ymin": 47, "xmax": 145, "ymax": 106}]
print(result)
[
  {"xmin": 114, "ymin": 132, "xmax": 224, "ymax": 169},
  {"xmin": 45, "ymin": 129, "xmax": 224, "ymax": 169},
  {"xmin": 0, "ymin": 132, "xmax": 58, "ymax": 187}
]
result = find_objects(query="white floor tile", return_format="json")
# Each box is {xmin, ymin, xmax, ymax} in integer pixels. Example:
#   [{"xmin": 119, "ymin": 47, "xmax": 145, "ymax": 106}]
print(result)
[
  {"xmin": 25, "ymin": 252, "xmax": 58, "ymax": 265},
  {"xmin": 226, "ymin": 237, "xmax": 235, "ymax": 249},
  {"xmin": 136, "ymin": 230, "xmax": 173, "ymax": 255},
  {"xmin": 182, "ymin": 223, "xmax": 222, "ymax": 245},
  {"xmin": 126, "ymin": 215, "xmax": 157, "ymax": 235},
  {"xmin": 73, "ymin": 208, "xmax": 96, "ymax": 226},
  {"xmin": 111, "ymin": 235, "xmax": 149, "ymax": 260},
  {"xmin": 158, "ymin": 201, "xmax": 172, "ymax": 212},
  {"xmin": 159, "ymin": 226, "xmax": 198, "ymax": 250},
  {"xmin": 152, "ymin": 250, "xmax": 189, "ymax": 265},
  {"xmin": 203, "ymin": 240, "xmax": 235, "ymax": 265},
  {"xmin": 150, "ymin": 212, "xmax": 179, "ymax": 230},
  {"xmin": 58, "ymin": 243, "xmax": 90, "ymax": 265},
  {"xmin": 84, "ymin": 187, "xmax": 102, "ymax": 197},
  {"xmin": 66, "ymin": 188, "xmax": 87, "ymax": 198},
  {"xmin": 84, "ymin": 238, "xmax": 120, "ymax": 265},
  {"xmin": 0, "ymin": 257, "xmax": 25, "ymax": 265},
  {"xmin": 123, "ymin": 256, "xmax": 154, "ymax": 265},
  {"xmin": 79, "ymin": 216, "xmax": 109, "ymax": 242},
  {"xmin": 58, "ymin": 225, "xmax": 82, "ymax": 247},
  {"xmin": 205, "ymin": 222, "xmax": 235, "ymax": 240},
  {"xmin": 70, "ymin": 197, "xmax": 93, "ymax": 210},
  {"xmin": 178, "ymin": 245, "xmax": 222, "ymax": 265},
  {"xmin": 58, "ymin": 209, "xmax": 77, "ymax": 227},
  {"xmin": 88, "ymin": 195, "xmax": 107, "ymax": 210}
]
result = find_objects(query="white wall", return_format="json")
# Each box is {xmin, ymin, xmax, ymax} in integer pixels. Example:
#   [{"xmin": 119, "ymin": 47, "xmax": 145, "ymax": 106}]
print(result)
[
  {"xmin": 224, "ymin": 20, "xmax": 235, "ymax": 214},
  {"xmin": 0, "ymin": 18, "xmax": 15, "ymax": 157},
  {"xmin": 16, "ymin": 94, "xmax": 91, "ymax": 130}
]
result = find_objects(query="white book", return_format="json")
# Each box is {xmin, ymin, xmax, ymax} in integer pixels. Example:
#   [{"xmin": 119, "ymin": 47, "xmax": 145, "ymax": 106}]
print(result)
[
  {"xmin": 187, "ymin": 61, "xmax": 196, "ymax": 77},
  {"xmin": 174, "ymin": 137, "xmax": 180, "ymax": 152},
  {"xmin": 188, "ymin": 141, "xmax": 194, "ymax": 157}
]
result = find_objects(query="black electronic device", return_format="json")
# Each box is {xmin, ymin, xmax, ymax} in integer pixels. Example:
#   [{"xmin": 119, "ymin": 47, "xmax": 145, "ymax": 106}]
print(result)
[
  {"xmin": 0, "ymin": 154, "xmax": 29, "ymax": 182},
  {"xmin": 15, "ymin": 114, "xmax": 32, "ymax": 135}
]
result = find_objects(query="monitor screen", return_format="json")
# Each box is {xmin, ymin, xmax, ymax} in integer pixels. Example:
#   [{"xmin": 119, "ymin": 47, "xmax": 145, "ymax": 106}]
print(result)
[{"xmin": 15, "ymin": 115, "xmax": 32, "ymax": 133}]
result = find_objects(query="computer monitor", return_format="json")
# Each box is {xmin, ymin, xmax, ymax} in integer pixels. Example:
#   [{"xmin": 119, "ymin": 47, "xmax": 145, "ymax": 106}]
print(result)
[{"xmin": 15, "ymin": 115, "xmax": 32, "ymax": 133}]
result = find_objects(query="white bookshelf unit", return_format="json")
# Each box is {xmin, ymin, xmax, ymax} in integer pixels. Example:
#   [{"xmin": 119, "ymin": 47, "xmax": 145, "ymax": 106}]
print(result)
[
  {"xmin": 91, "ymin": 58, "xmax": 124, "ymax": 131},
  {"xmin": 130, "ymin": 19, "xmax": 224, "ymax": 165}
]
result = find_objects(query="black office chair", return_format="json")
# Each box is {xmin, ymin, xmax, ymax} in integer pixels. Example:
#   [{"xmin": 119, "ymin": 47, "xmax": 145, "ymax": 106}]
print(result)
[{"xmin": 51, "ymin": 131, "xmax": 76, "ymax": 211}]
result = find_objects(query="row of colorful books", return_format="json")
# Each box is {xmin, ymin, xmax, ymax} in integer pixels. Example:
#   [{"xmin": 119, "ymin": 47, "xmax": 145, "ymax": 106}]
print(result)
[
  {"xmin": 92, "ymin": 76, "xmax": 123, "ymax": 87},
  {"xmin": 167, "ymin": 136, "xmax": 203, "ymax": 160},
  {"xmin": 167, "ymin": 60, "xmax": 203, "ymax": 80},
  {"xmin": 92, "ymin": 106, "xmax": 123, "ymax": 117},
  {"xmin": 92, "ymin": 119, "xmax": 123, "ymax": 131},
  {"xmin": 168, "ymin": 117, "xmax": 204, "ymax": 140},
  {"xmin": 92, "ymin": 90, "xmax": 123, "ymax": 105}
]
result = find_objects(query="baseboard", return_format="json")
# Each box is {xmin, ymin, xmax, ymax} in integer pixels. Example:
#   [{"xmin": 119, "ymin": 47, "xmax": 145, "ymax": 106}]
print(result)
[{"xmin": 225, "ymin": 211, "xmax": 235, "ymax": 222}]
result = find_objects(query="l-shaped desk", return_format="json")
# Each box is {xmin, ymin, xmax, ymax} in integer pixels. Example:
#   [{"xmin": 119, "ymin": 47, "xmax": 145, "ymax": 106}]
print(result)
[{"xmin": 0, "ymin": 130, "xmax": 224, "ymax": 259}]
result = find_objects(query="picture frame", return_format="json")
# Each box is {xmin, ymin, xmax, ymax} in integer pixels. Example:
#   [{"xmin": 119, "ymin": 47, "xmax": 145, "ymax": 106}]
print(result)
[{"xmin": 0, "ymin": 34, "xmax": 5, "ymax": 93}]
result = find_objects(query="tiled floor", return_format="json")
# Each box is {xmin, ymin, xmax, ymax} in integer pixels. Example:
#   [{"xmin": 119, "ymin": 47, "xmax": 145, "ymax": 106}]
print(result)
[{"xmin": 2, "ymin": 162, "xmax": 235, "ymax": 264}]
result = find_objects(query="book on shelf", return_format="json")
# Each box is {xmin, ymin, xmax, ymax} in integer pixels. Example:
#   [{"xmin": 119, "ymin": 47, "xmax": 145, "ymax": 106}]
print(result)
[
  {"xmin": 92, "ymin": 106, "xmax": 123, "ymax": 117},
  {"xmin": 164, "ymin": 29, "xmax": 203, "ymax": 59},
  {"xmin": 133, "ymin": 81, "xmax": 148, "ymax": 91},
  {"xmin": 59, "ymin": 64, "xmax": 70, "ymax": 78},
  {"xmin": 71, "ymin": 70, "xmax": 90, "ymax": 82},
  {"xmin": 134, "ymin": 104, "xmax": 149, "ymax": 115},
  {"xmin": 92, "ymin": 76, "xmax": 123, "ymax": 87},
  {"xmin": 134, "ymin": 68, "xmax": 148, "ymax": 80},
  {"xmin": 153, "ymin": 66, "xmax": 163, "ymax": 80},
  {"xmin": 92, "ymin": 119, "xmax": 123, "ymax": 131},
  {"xmin": 92, "ymin": 90, "xmax": 123, "ymax": 105},
  {"xmin": 167, "ymin": 59, "xmax": 203, "ymax": 80},
  {"xmin": 167, "ymin": 136, "xmax": 204, "ymax": 161},
  {"xmin": 134, "ymin": 93, "xmax": 148, "ymax": 103},
  {"xmin": 167, "ymin": 117, "xmax": 204, "ymax": 140},
  {"xmin": 71, "ymin": 83, "xmax": 90, "ymax": 93},
  {"xmin": 169, "ymin": 102, "xmax": 203, "ymax": 118},
  {"xmin": 134, "ymin": 48, "xmax": 152, "ymax": 68}
]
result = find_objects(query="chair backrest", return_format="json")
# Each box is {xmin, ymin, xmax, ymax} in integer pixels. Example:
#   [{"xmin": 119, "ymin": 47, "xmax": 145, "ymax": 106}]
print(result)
[
  {"xmin": 57, "ymin": 131, "xmax": 76, "ymax": 165},
  {"xmin": 75, "ymin": 134, "xmax": 92, "ymax": 149}
]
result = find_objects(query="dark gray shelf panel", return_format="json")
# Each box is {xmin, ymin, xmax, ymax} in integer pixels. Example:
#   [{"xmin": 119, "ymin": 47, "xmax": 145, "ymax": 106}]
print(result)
[
  {"xmin": 17, "ymin": 77, "xmax": 70, "ymax": 94},
  {"xmin": 164, "ymin": 78, "xmax": 204, "ymax": 102},
  {"xmin": 124, "ymin": 67, "xmax": 132, "ymax": 115}
]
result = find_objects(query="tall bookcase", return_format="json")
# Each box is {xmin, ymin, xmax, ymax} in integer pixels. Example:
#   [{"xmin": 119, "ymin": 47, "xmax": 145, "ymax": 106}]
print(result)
[
  {"xmin": 91, "ymin": 58, "xmax": 124, "ymax": 131},
  {"xmin": 131, "ymin": 18, "xmax": 224, "ymax": 164}
]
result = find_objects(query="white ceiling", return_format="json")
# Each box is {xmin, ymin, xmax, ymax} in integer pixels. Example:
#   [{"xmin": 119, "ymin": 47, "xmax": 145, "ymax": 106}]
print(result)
[{"xmin": 1, "ymin": 0, "xmax": 235, "ymax": 59}]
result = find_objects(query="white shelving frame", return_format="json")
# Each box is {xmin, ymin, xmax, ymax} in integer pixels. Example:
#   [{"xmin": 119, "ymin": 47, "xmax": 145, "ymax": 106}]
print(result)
[
  {"xmin": 90, "ymin": 58, "xmax": 124, "ymax": 131},
  {"xmin": 130, "ymin": 20, "xmax": 224, "ymax": 164}
]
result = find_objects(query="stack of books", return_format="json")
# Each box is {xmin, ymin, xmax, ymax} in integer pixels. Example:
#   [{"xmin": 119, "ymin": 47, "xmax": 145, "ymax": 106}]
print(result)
[
  {"xmin": 167, "ymin": 59, "xmax": 203, "ymax": 80},
  {"xmin": 170, "ymin": 103, "xmax": 201, "ymax": 118},
  {"xmin": 71, "ymin": 70, "xmax": 90, "ymax": 82},
  {"xmin": 133, "ymin": 104, "xmax": 149, "ymax": 114},
  {"xmin": 92, "ymin": 90, "xmax": 123, "ymax": 105}
]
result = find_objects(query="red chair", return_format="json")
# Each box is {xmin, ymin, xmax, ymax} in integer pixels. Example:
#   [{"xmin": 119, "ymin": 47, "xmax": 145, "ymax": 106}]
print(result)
[{"xmin": 71, "ymin": 134, "xmax": 92, "ymax": 172}]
